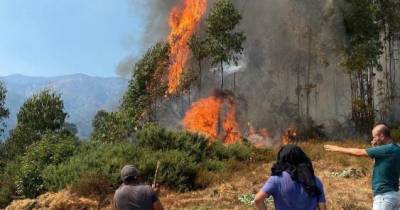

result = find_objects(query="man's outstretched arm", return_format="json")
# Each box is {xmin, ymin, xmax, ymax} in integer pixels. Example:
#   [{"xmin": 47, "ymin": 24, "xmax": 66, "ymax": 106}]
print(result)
[{"xmin": 324, "ymin": 145, "xmax": 368, "ymax": 157}]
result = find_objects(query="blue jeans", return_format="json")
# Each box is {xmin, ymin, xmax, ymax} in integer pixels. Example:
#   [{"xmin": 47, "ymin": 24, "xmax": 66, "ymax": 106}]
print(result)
[{"xmin": 373, "ymin": 191, "xmax": 400, "ymax": 210}]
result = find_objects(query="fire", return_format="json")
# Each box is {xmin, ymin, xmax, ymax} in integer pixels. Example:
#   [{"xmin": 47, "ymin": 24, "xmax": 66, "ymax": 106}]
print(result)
[
  {"xmin": 182, "ymin": 92, "xmax": 242, "ymax": 144},
  {"xmin": 282, "ymin": 126, "xmax": 297, "ymax": 145},
  {"xmin": 182, "ymin": 96, "xmax": 222, "ymax": 139},
  {"xmin": 223, "ymin": 102, "xmax": 241, "ymax": 144},
  {"xmin": 167, "ymin": 0, "xmax": 208, "ymax": 94}
]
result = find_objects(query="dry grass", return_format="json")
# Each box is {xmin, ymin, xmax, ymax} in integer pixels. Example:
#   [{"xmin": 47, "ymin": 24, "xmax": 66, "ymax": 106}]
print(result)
[
  {"xmin": 160, "ymin": 140, "xmax": 374, "ymax": 210},
  {"xmin": 5, "ymin": 140, "xmax": 375, "ymax": 210}
]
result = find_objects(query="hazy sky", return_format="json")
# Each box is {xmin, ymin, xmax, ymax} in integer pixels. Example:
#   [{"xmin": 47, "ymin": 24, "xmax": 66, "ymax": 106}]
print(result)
[{"xmin": 0, "ymin": 0, "xmax": 148, "ymax": 77}]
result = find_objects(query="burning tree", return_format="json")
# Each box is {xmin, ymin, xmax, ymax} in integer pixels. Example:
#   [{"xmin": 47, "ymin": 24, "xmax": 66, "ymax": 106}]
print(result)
[
  {"xmin": 188, "ymin": 34, "xmax": 208, "ymax": 90},
  {"xmin": 167, "ymin": 0, "xmax": 208, "ymax": 94},
  {"xmin": 182, "ymin": 90, "xmax": 241, "ymax": 144},
  {"xmin": 206, "ymin": 0, "xmax": 246, "ymax": 90},
  {"xmin": 121, "ymin": 42, "xmax": 170, "ymax": 126}
]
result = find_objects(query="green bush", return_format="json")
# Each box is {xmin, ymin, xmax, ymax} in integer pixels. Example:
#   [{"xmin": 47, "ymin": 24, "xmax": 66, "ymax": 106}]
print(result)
[
  {"xmin": 91, "ymin": 111, "xmax": 132, "ymax": 143},
  {"xmin": 207, "ymin": 142, "xmax": 253, "ymax": 161},
  {"xmin": 0, "ymin": 162, "xmax": 18, "ymax": 208},
  {"xmin": 44, "ymin": 141, "xmax": 200, "ymax": 192},
  {"xmin": 15, "ymin": 133, "xmax": 77, "ymax": 198},
  {"xmin": 136, "ymin": 124, "xmax": 209, "ymax": 161},
  {"xmin": 43, "ymin": 142, "xmax": 139, "ymax": 191},
  {"xmin": 137, "ymin": 150, "xmax": 198, "ymax": 191}
]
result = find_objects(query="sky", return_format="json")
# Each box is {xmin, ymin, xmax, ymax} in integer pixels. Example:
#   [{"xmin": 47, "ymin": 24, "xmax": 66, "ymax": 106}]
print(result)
[{"xmin": 0, "ymin": 0, "xmax": 149, "ymax": 77}]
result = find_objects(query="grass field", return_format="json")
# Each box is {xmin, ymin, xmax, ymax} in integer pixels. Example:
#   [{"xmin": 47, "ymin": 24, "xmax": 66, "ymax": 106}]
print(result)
[{"xmin": 5, "ymin": 140, "xmax": 375, "ymax": 210}]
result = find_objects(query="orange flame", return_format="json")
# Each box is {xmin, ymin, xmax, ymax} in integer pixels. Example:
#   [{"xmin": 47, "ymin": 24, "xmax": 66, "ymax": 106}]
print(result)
[
  {"xmin": 167, "ymin": 0, "xmax": 208, "ymax": 94},
  {"xmin": 223, "ymin": 102, "xmax": 241, "ymax": 144},
  {"xmin": 282, "ymin": 126, "xmax": 297, "ymax": 145},
  {"xmin": 182, "ymin": 93, "xmax": 242, "ymax": 144},
  {"xmin": 182, "ymin": 96, "xmax": 222, "ymax": 139}
]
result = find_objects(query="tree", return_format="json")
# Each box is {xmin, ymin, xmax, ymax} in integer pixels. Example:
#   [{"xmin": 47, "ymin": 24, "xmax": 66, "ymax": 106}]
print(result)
[
  {"xmin": 91, "ymin": 110, "xmax": 131, "ymax": 143},
  {"xmin": 206, "ymin": 0, "xmax": 246, "ymax": 89},
  {"xmin": 374, "ymin": 0, "xmax": 400, "ymax": 122},
  {"xmin": 188, "ymin": 34, "xmax": 208, "ymax": 89},
  {"xmin": 343, "ymin": 0, "xmax": 382, "ymax": 133},
  {"xmin": 15, "ymin": 133, "xmax": 76, "ymax": 198},
  {"xmin": 121, "ymin": 42, "xmax": 170, "ymax": 125},
  {"xmin": 4, "ymin": 89, "xmax": 68, "ymax": 160},
  {"xmin": 0, "ymin": 81, "xmax": 9, "ymax": 138}
]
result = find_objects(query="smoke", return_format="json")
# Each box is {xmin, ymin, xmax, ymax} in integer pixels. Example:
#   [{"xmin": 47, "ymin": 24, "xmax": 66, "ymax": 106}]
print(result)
[
  {"xmin": 219, "ymin": 0, "xmax": 351, "ymax": 135},
  {"xmin": 116, "ymin": 0, "xmax": 179, "ymax": 77},
  {"xmin": 121, "ymin": 0, "xmax": 353, "ymax": 137}
]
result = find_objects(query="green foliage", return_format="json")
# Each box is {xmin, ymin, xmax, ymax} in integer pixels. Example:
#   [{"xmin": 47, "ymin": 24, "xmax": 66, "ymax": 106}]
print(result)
[
  {"xmin": 135, "ymin": 150, "xmax": 198, "ymax": 191},
  {"xmin": 4, "ymin": 89, "xmax": 69, "ymax": 160},
  {"xmin": 16, "ymin": 89, "xmax": 67, "ymax": 134},
  {"xmin": 206, "ymin": 0, "xmax": 246, "ymax": 68},
  {"xmin": 42, "ymin": 142, "xmax": 139, "ymax": 191},
  {"xmin": 91, "ymin": 110, "xmax": 131, "ymax": 143},
  {"xmin": 208, "ymin": 142, "xmax": 252, "ymax": 161},
  {"xmin": 136, "ymin": 124, "xmax": 209, "ymax": 161},
  {"xmin": 343, "ymin": 0, "xmax": 382, "ymax": 133},
  {"xmin": 15, "ymin": 133, "xmax": 77, "ymax": 198},
  {"xmin": 121, "ymin": 42, "xmax": 170, "ymax": 125},
  {"xmin": 43, "ymin": 125, "xmax": 261, "ymax": 194},
  {"xmin": 0, "ymin": 162, "xmax": 18, "ymax": 208},
  {"xmin": 0, "ymin": 81, "xmax": 9, "ymax": 138}
]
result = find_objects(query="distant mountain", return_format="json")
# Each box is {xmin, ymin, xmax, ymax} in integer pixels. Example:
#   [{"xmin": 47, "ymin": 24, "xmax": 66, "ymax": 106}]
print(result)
[{"xmin": 1, "ymin": 74, "xmax": 128, "ymax": 137}]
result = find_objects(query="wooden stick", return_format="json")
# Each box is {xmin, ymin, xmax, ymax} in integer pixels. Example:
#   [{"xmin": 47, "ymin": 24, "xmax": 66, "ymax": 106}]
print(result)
[{"xmin": 153, "ymin": 160, "xmax": 160, "ymax": 187}]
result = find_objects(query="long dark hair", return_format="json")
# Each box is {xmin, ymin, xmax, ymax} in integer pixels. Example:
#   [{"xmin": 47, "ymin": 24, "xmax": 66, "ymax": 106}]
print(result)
[{"xmin": 271, "ymin": 144, "xmax": 321, "ymax": 197}]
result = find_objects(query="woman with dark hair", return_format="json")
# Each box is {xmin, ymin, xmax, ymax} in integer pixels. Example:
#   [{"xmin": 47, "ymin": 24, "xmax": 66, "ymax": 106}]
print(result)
[{"xmin": 254, "ymin": 144, "xmax": 327, "ymax": 210}]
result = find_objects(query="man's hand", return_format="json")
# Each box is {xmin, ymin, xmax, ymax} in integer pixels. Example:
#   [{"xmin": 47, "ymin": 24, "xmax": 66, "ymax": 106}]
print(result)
[
  {"xmin": 152, "ymin": 183, "xmax": 160, "ymax": 196},
  {"xmin": 324, "ymin": 144, "xmax": 368, "ymax": 157}
]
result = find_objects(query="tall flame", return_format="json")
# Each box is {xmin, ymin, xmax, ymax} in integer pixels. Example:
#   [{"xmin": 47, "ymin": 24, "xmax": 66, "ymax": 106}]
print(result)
[
  {"xmin": 167, "ymin": 0, "xmax": 208, "ymax": 94},
  {"xmin": 182, "ymin": 96, "xmax": 222, "ymax": 139},
  {"xmin": 183, "ymin": 93, "xmax": 242, "ymax": 144},
  {"xmin": 223, "ymin": 102, "xmax": 241, "ymax": 144}
]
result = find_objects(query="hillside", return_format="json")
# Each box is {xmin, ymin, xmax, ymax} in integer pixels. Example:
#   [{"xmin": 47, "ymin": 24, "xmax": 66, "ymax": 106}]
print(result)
[{"xmin": 1, "ymin": 74, "xmax": 128, "ymax": 137}]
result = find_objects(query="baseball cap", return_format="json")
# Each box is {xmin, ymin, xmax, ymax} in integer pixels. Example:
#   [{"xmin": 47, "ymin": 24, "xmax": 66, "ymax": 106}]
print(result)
[{"xmin": 120, "ymin": 165, "xmax": 141, "ymax": 181}]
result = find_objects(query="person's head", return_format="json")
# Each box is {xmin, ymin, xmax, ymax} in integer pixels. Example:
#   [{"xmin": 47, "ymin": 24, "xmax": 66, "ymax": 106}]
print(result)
[
  {"xmin": 271, "ymin": 144, "xmax": 320, "ymax": 197},
  {"xmin": 120, "ymin": 165, "xmax": 141, "ymax": 185},
  {"xmin": 276, "ymin": 144, "xmax": 311, "ymax": 166},
  {"xmin": 371, "ymin": 123, "xmax": 392, "ymax": 146}
]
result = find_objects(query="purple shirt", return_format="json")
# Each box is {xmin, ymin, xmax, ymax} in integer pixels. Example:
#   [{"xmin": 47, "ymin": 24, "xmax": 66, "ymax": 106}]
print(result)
[{"xmin": 262, "ymin": 171, "xmax": 326, "ymax": 210}]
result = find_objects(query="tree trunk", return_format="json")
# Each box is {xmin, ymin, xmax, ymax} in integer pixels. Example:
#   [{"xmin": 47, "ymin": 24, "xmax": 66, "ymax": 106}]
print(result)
[
  {"xmin": 220, "ymin": 60, "xmax": 224, "ymax": 90},
  {"xmin": 198, "ymin": 60, "xmax": 202, "ymax": 90},
  {"xmin": 233, "ymin": 72, "xmax": 236, "ymax": 92}
]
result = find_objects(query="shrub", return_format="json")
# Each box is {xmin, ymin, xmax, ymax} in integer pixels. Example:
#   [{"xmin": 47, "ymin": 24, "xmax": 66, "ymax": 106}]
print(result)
[
  {"xmin": 207, "ymin": 142, "xmax": 253, "ymax": 161},
  {"xmin": 136, "ymin": 124, "xmax": 209, "ymax": 161},
  {"xmin": 0, "ymin": 162, "xmax": 18, "ymax": 208},
  {"xmin": 70, "ymin": 171, "xmax": 112, "ymax": 199},
  {"xmin": 15, "ymin": 133, "xmax": 76, "ymax": 198},
  {"xmin": 43, "ymin": 142, "xmax": 139, "ymax": 191},
  {"xmin": 44, "ymin": 140, "xmax": 203, "ymax": 192},
  {"xmin": 138, "ymin": 150, "xmax": 198, "ymax": 191},
  {"xmin": 91, "ymin": 111, "xmax": 132, "ymax": 143}
]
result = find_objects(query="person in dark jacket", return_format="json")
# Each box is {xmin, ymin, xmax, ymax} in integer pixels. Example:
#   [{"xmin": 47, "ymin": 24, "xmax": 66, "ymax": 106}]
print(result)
[{"xmin": 114, "ymin": 165, "xmax": 164, "ymax": 210}]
